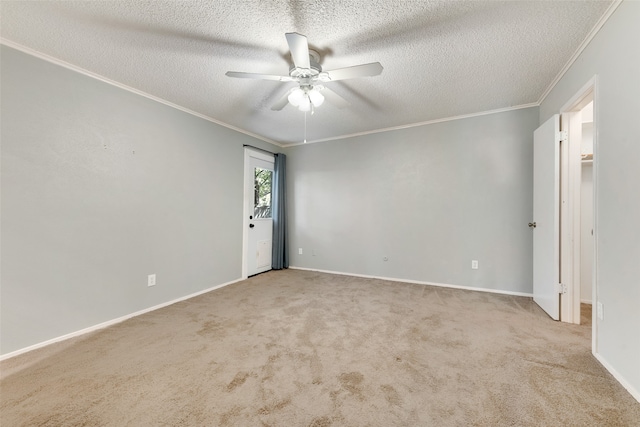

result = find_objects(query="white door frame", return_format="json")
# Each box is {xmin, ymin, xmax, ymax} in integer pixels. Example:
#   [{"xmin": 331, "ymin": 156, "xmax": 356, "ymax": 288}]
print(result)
[
  {"xmin": 558, "ymin": 110, "xmax": 581, "ymax": 324},
  {"xmin": 242, "ymin": 147, "xmax": 275, "ymax": 279},
  {"xmin": 558, "ymin": 76, "xmax": 598, "ymax": 351}
]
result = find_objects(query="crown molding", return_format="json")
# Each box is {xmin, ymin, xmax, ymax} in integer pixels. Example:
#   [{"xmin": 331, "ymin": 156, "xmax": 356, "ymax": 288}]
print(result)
[
  {"xmin": 537, "ymin": 0, "xmax": 622, "ymax": 105},
  {"xmin": 4, "ymin": 0, "xmax": 621, "ymax": 153},
  {"xmin": 0, "ymin": 38, "xmax": 285, "ymax": 148},
  {"xmin": 283, "ymin": 103, "xmax": 539, "ymax": 147}
]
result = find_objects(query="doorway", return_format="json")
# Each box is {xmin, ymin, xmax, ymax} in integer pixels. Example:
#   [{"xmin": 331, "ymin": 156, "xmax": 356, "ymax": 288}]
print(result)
[
  {"xmin": 243, "ymin": 148, "xmax": 274, "ymax": 277},
  {"xmin": 532, "ymin": 77, "xmax": 597, "ymax": 339},
  {"xmin": 529, "ymin": 76, "xmax": 604, "ymax": 354},
  {"xmin": 558, "ymin": 98, "xmax": 595, "ymax": 325},
  {"xmin": 559, "ymin": 80, "xmax": 598, "ymax": 354},
  {"xmin": 559, "ymin": 85, "xmax": 596, "ymax": 329}
]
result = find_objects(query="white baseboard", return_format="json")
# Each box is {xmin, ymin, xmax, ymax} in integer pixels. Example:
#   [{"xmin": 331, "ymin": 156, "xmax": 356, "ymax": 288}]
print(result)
[
  {"xmin": 290, "ymin": 267, "xmax": 639, "ymax": 402},
  {"xmin": 0, "ymin": 277, "xmax": 243, "ymax": 361},
  {"xmin": 593, "ymin": 352, "xmax": 640, "ymax": 403},
  {"xmin": 289, "ymin": 266, "xmax": 533, "ymax": 297},
  {"xmin": 5, "ymin": 269, "xmax": 636, "ymax": 404}
]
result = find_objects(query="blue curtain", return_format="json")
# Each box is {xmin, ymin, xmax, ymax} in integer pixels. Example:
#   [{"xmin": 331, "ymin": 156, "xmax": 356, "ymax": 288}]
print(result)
[{"xmin": 271, "ymin": 153, "xmax": 288, "ymax": 269}]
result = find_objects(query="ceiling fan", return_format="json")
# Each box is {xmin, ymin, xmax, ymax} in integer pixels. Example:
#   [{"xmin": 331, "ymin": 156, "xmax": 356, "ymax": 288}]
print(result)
[{"xmin": 225, "ymin": 32, "xmax": 383, "ymax": 112}]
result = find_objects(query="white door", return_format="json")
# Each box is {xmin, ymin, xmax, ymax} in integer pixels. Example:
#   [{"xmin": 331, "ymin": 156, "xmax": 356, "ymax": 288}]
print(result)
[
  {"xmin": 244, "ymin": 149, "xmax": 274, "ymax": 277},
  {"xmin": 532, "ymin": 114, "xmax": 561, "ymax": 320}
]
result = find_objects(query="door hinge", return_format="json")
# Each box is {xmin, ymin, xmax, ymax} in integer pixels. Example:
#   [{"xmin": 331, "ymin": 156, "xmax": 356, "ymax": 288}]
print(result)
[
  {"xmin": 556, "ymin": 130, "xmax": 568, "ymax": 142},
  {"xmin": 557, "ymin": 283, "xmax": 567, "ymax": 294}
]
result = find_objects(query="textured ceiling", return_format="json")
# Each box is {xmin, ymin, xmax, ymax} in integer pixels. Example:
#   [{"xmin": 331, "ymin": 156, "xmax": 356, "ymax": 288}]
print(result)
[{"xmin": 1, "ymin": 1, "xmax": 614, "ymax": 146}]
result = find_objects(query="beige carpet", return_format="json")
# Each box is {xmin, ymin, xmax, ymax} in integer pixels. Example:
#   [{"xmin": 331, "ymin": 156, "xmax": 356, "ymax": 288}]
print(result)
[{"xmin": 2, "ymin": 270, "xmax": 639, "ymax": 426}]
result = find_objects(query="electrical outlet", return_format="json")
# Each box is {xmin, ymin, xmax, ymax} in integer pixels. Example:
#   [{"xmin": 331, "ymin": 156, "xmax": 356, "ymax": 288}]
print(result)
[
  {"xmin": 312, "ymin": 249, "xmax": 316, "ymax": 256},
  {"xmin": 471, "ymin": 260, "xmax": 479, "ymax": 269},
  {"xmin": 148, "ymin": 274, "xmax": 156, "ymax": 287},
  {"xmin": 597, "ymin": 301, "xmax": 604, "ymax": 320},
  {"xmin": 298, "ymin": 248, "xmax": 303, "ymax": 255}
]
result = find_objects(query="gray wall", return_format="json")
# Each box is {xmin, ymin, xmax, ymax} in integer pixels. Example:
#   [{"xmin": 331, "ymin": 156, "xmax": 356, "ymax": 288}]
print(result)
[
  {"xmin": 285, "ymin": 107, "xmax": 539, "ymax": 294},
  {"xmin": 0, "ymin": 45, "xmax": 278, "ymax": 355},
  {"xmin": 540, "ymin": 0, "xmax": 640, "ymax": 396}
]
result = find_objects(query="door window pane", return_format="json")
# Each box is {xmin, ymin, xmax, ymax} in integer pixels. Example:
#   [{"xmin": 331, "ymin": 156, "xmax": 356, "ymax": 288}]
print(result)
[{"xmin": 254, "ymin": 167, "xmax": 272, "ymax": 218}]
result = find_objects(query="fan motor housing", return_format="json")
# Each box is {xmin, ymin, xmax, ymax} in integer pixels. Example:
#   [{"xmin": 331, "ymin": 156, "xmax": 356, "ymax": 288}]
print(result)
[{"xmin": 289, "ymin": 49, "xmax": 322, "ymax": 78}]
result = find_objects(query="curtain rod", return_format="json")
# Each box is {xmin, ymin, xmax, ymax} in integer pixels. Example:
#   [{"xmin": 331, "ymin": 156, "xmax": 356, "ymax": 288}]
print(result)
[{"xmin": 243, "ymin": 144, "xmax": 276, "ymax": 155}]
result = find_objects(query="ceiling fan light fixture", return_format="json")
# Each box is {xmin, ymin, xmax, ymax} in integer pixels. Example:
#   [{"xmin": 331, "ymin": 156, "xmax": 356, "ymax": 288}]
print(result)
[
  {"xmin": 308, "ymin": 88, "xmax": 325, "ymax": 107},
  {"xmin": 226, "ymin": 32, "xmax": 382, "ymax": 113}
]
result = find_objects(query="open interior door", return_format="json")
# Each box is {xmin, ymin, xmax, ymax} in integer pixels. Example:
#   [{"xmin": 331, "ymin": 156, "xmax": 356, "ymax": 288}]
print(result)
[{"xmin": 532, "ymin": 114, "xmax": 561, "ymax": 320}]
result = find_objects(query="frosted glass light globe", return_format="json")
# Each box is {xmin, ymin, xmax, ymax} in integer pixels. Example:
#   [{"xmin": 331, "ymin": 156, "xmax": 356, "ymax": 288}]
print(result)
[
  {"xmin": 288, "ymin": 88, "xmax": 305, "ymax": 107},
  {"xmin": 308, "ymin": 88, "xmax": 325, "ymax": 107}
]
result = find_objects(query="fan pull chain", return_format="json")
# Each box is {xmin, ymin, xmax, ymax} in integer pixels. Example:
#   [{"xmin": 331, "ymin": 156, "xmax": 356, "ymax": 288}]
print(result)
[{"xmin": 304, "ymin": 111, "xmax": 307, "ymax": 144}]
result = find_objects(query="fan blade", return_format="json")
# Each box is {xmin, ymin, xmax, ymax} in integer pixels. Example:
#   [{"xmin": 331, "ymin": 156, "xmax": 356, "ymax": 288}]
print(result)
[
  {"xmin": 323, "ymin": 62, "xmax": 383, "ymax": 81},
  {"xmin": 271, "ymin": 90, "xmax": 292, "ymax": 111},
  {"xmin": 225, "ymin": 71, "xmax": 292, "ymax": 82},
  {"xmin": 285, "ymin": 32, "xmax": 310, "ymax": 69},
  {"xmin": 321, "ymin": 87, "xmax": 351, "ymax": 109}
]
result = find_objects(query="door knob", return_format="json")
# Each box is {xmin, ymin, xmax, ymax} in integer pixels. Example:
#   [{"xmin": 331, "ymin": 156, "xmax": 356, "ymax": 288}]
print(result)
[
  {"xmin": 249, "ymin": 224, "xmax": 255, "ymax": 228},
  {"xmin": 528, "ymin": 222, "xmax": 537, "ymax": 228}
]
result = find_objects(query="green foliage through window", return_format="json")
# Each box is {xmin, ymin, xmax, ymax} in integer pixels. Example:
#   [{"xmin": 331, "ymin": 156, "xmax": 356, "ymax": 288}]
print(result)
[{"xmin": 254, "ymin": 168, "xmax": 272, "ymax": 218}]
